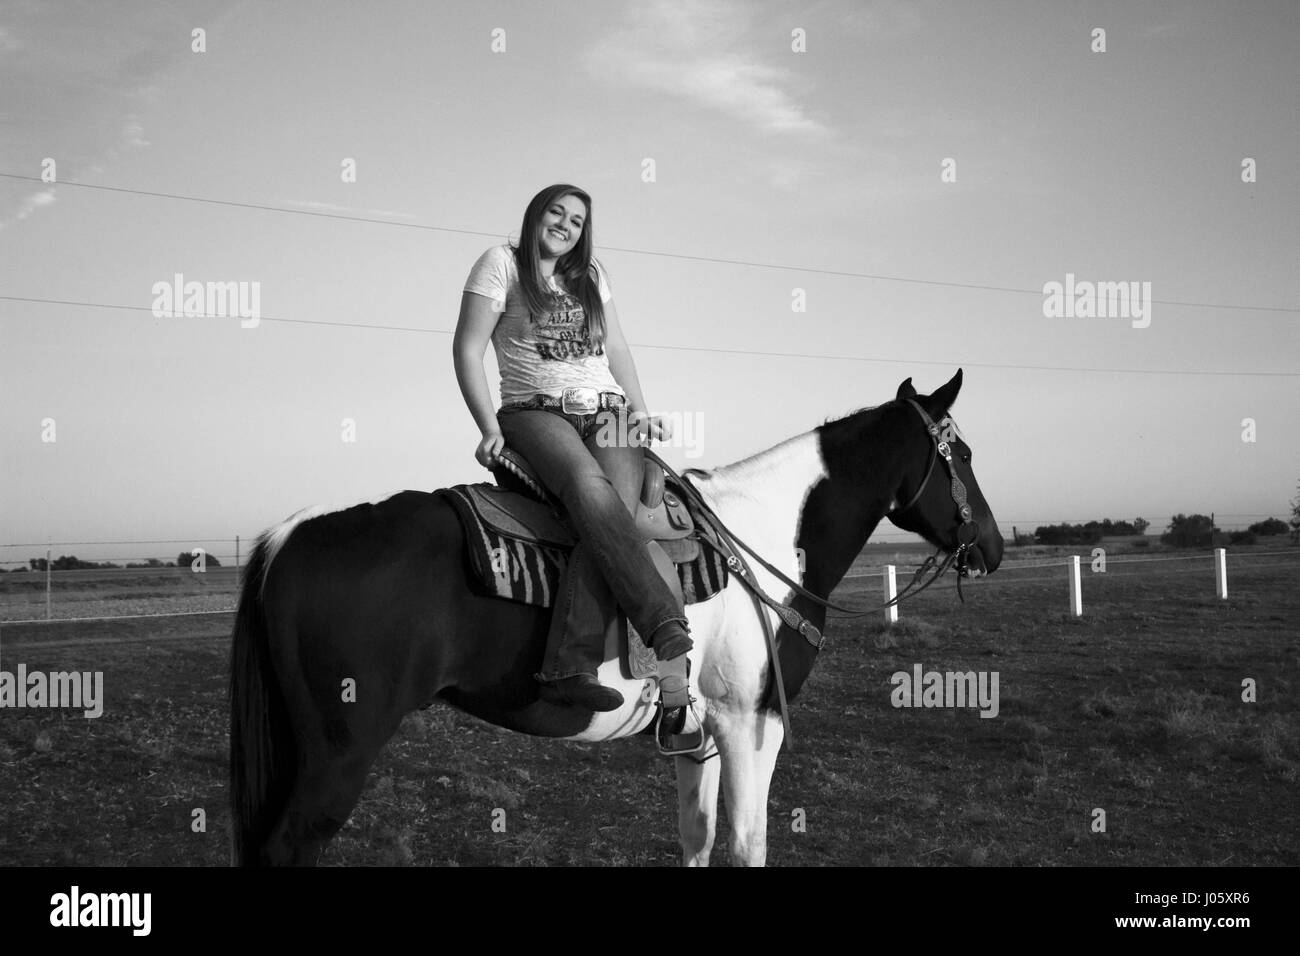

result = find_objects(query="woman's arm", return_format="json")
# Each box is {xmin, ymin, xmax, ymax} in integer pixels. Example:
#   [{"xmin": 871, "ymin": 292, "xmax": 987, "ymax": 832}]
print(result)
[
  {"xmin": 603, "ymin": 298, "xmax": 673, "ymax": 442},
  {"xmin": 602, "ymin": 298, "xmax": 651, "ymax": 416},
  {"xmin": 452, "ymin": 291, "xmax": 503, "ymax": 437}
]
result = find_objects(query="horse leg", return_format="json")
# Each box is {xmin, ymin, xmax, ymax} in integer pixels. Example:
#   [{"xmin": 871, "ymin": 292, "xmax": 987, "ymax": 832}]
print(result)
[
  {"xmin": 260, "ymin": 617, "xmax": 410, "ymax": 866},
  {"xmin": 674, "ymin": 743, "xmax": 721, "ymax": 866},
  {"xmin": 715, "ymin": 708, "xmax": 785, "ymax": 867},
  {"xmin": 260, "ymin": 745, "xmax": 380, "ymax": 866}
]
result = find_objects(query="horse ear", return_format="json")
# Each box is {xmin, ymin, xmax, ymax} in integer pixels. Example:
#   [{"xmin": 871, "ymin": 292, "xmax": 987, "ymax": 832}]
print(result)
[
  {"xmin": 927, "ymin": 369, "xmax": 963, "ymax": 415},
  {"xmin": 895, "ymin": 377, "xmax": 917, "ymax": 401}
]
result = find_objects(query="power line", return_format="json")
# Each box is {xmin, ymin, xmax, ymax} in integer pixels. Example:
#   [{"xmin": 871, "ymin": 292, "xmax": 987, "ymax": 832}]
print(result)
[
  {"xmin": 2, "ymin": 293, "xmax": 1296, "ymax": 377},
  {"xmin": 2, "ymin": 171, "xmax": 1296, "ymax": 314},
  {"xmin": 0, "ymin": 172, "xmax": 500, "ymax": 240}
]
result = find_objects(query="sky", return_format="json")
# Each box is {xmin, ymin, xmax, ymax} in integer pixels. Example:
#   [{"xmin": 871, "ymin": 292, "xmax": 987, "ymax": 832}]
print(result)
[{"xmin": 1, "ymin": 0, "xmax": 1298, "ymax": 567}]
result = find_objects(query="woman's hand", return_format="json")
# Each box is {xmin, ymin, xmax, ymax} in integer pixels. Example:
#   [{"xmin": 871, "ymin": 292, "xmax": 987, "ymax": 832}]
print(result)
[
  {"xmin": 629, "ymin": 411, "xmax": 673, "ymax": 445},
  {"xmin": 476, "ymin": 430, "xmax": 505, "ymax": 468}
]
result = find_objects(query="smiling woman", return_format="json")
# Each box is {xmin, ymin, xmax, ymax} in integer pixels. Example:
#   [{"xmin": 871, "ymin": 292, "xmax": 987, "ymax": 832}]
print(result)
[{"xmin": 451, "ymin": 183, "xmax": 694, "ymax": 711}]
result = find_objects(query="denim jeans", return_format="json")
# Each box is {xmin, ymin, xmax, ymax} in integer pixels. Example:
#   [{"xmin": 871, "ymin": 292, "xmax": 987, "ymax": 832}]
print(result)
[{"xmin": 496, "ymin": 401, "xmax": 688, "ymax": 681}]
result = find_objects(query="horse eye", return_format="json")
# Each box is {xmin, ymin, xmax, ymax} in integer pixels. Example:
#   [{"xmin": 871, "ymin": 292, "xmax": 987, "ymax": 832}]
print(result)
[{"xmin": 961, "ymin": 453, "xmax": 971, "ymax": 464}]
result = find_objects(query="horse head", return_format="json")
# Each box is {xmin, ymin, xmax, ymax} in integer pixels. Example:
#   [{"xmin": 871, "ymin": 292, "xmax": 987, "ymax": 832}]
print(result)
[{"xmin": 886, "ymin": 369, "xmax": 1003, "ymax": 576}]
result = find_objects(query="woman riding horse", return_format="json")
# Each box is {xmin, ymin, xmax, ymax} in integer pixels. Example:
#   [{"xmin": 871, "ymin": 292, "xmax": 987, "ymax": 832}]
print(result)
[{"xmin": 452, "ymin": 183, "xmax": 694, "ymax": 711}]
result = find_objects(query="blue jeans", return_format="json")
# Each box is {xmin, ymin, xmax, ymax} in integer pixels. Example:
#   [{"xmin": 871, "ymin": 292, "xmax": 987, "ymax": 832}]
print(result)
[{"xmin": 496, "ymin": 402, "xmax": 688, "ymax": 681}]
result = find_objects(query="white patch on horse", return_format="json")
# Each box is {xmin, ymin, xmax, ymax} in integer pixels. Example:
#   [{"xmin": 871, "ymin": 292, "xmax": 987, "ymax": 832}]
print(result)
[
  {"xmin": 684, "ymin": 431, "xmax": 828, "ymax": 709},
  {"xmin": 700, "ymin": 431, "xmax": 827, "ymax": 590},
  {"xmin": 569, "ymin": 431, "xmax": 828, "ymax": 743}
]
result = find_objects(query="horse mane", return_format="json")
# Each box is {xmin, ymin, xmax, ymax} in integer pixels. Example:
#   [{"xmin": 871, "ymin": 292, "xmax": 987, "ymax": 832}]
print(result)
[
  {"xmin": 820, "ymin": 402, "xmax": 886, "ymax": 427},
  {"xmin": 822, "ymin": 399, "xmax": 966, "ymax": 441}
]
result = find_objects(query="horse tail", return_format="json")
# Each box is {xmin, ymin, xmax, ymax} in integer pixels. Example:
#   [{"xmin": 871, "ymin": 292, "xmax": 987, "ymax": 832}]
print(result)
[{"xmin": 228, "ymin": 538, "xmax": 294, "ymax": 866}]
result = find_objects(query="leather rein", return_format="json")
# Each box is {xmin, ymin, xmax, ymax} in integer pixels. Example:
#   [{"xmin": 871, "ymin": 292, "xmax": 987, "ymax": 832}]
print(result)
[
  {"xmin": 649, "ymin": 398, "xmax": 981, "ymax": 645},
  {"xmin": 642, "ymin": 398, "xmax": 982, "ymax": 751}
]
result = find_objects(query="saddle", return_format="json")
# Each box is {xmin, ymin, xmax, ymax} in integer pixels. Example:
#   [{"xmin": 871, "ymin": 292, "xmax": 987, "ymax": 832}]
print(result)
[
  {"xmin": 488, "ymin": 448, "xmax": 698, "ymax": 557},
  {"xmin": 435, "ymin": 448, "xmax": 729, "ymax": 756}
]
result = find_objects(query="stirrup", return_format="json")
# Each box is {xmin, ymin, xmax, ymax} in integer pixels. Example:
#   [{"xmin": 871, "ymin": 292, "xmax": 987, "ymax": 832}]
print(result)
[
  {"xmin": 654, "ymin": 665, "xmax": 704, "ymax": 756},
  {"xmin": 655, "ymin": 702, "xmax": 705, "ymax": 756}
]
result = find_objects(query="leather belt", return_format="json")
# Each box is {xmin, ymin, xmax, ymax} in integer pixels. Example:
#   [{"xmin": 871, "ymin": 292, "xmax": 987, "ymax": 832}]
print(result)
[{"xmin": 506, "ymin": 388, "xmax": 627, "ymax": 415}]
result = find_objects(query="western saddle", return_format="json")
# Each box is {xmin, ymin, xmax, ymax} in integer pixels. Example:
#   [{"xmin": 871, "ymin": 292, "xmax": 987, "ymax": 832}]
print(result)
[
  {"xmin": 486, "ymin": 447, "xmax": 700, "ymax": 564},
  {"xmin": 474, "ymin": 446, "xmax": 707, "ymax": 756}
]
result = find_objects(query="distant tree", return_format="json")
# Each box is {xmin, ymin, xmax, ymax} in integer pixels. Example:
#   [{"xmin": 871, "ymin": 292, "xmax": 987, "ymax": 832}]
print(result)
[
  {"xmin": 1035, "ymin": 518, "xmax": 1148, "ymax": 543},
  {"xmin": 46, "ymin": 555, "xmax": 124, "ymax": 571},
  {"xmin": 1248, "ymin": 517, "xmax": 1288, "ymax": 536},
  {"xmin": 1034, "ymin": 523, "xmax": 1103, "ymax": 545},
  {"xmin": 29, "ymin": 557, "xmax": 47, "ymax": 572},
  {"xmin": 176, "ymin": 550, "xmax": 223, "ymax": 568},
  {"xmin": 1291, "ymin": 482, "xmax": 1300, "ymax": 544},
  {"xmin": 1161, "ymin": 513, "xmax": 1218, "ymax": 548}
]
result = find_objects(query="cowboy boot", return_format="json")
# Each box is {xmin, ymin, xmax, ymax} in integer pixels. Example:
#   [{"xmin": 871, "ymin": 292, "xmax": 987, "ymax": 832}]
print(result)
[
  {"xmin": 649, "ymin": 620, "xmax": 692, "ymax": 661},
  {"xmin": 538, "ymin": 674, "xmax": 624, "ymax": 712}
]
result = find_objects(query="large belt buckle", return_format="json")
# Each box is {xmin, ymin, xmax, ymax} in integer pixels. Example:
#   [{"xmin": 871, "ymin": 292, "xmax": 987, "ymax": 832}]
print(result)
[{"xmin": 560, "ymin": 386, "xmax": 599, "ymax": 415}]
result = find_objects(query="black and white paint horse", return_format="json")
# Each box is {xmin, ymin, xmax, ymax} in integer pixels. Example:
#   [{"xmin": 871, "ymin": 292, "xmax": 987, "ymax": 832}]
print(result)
[{"xmin": 229, "ymin": 370, "xmax": 1003, "ymax": 866}]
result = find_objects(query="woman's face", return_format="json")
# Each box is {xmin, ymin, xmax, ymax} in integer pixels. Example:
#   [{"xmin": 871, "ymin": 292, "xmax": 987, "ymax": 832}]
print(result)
[{"xmin": 538, "ymin": 194, "xmax": 587, "ymax": 260}]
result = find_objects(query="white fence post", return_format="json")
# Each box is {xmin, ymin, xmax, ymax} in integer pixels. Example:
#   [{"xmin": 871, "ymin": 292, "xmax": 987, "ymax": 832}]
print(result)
[
  {"xmin": 884, "ymin": 565, "xmax": 898, "ymax": 625},
  {"xmin": 1215, "ymin": 547, "xmax": 1228, "ymax": 599},
  {"xmin": 1068, "ymin": 555, "xmax": 1082, "ymax": 617}
]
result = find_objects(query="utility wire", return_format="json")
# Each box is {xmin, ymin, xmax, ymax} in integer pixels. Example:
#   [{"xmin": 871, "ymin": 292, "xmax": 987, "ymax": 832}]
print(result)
[
  {"xmin": 2, "ymin": 171, "xmax": 1296, "ymax": 313},
  {"xmin": 2, "ymin": 293, "xmax": 1295, "ymax": 377}
]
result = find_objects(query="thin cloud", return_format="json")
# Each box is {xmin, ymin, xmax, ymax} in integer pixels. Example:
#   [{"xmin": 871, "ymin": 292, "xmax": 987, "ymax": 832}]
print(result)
[
  {"xmin": 585, "ymin": 0, "xmax": 829, "ymax": 137},
  {"xmin": 0, "ymin": 0, "xmax": 236, "ymax": 226},
  {"xmin": 122, "ymin": 118, "xmax": 150, "ymax": 148},
  {"xmin": 0, "ymin": 189, "xmax": 57, "ymax": 231}
]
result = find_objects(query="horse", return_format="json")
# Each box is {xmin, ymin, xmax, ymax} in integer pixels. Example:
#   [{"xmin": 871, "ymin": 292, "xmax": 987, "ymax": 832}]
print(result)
[{"xmin": 229, "ymin": 369, "xmax": 1003, "ymax": 866}]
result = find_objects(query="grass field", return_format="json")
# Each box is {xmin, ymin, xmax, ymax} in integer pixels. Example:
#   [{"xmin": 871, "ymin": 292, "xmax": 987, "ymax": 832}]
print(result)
[{"xmin": 0, "ymin": 544, "xmax": 1296, "ymax": 866}]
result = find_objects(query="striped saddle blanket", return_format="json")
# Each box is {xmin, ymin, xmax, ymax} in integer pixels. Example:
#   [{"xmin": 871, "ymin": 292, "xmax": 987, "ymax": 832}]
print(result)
[{"xmin": 436, "ymin": 483, "xmax": 728, "ymax": 609}]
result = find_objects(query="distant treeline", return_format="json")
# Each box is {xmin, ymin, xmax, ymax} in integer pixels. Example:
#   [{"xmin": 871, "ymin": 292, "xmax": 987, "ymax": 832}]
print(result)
[
  {"xmin": 1028, "ymin": 515, "xmax": 1292, "ymax": 548},
  {"xmin": 1032, "ymin": 518, "xmax": 1149, "ymax": 545},
  {"xmin": 5, "ymin": 552, "xmax": 223, "ymax": 572}
]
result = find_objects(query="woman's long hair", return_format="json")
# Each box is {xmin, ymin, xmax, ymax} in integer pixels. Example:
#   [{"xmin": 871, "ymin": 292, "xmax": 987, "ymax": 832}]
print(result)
[{"xmin": 511, "ymin": 184, "xmax": 608, "ymax": 350}]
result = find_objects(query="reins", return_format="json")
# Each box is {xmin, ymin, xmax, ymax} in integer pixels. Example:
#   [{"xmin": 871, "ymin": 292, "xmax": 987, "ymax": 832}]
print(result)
[{"xmin": 641, "ymin": 397, "xmax": 981, "ymax": 751}]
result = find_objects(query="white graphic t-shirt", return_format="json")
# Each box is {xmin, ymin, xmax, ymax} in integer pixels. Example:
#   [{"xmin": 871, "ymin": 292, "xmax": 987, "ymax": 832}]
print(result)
[{"xmin": 463, "ymin": 244, "xmax": 624, "ymax": 406}]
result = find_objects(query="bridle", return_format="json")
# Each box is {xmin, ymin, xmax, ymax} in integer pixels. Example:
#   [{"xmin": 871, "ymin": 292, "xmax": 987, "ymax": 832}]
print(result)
[
  {"xmin": 650, "ymin": 396, "xmax": 985, "ymax": 634},
  {"xmin": 644, "ymin": 396, "xmax": 987, "ymax": 751},
  {"xmin": 889, "ymin": 398, "xmax": 982, "ymax": 587}
]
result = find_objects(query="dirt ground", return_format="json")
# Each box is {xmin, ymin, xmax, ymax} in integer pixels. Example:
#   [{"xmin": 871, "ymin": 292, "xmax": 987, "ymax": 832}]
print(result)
[{"xmin": 0, "ymin": 547, "xmax": 1295, "ymax": 866}]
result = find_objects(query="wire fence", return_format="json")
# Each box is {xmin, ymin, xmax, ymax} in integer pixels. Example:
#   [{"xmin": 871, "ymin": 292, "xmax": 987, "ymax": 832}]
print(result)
[
  {"xmin": 3, "ymin": 521, "xmax": 1292, "ymax": 567},
  {"xmin": 844, "ymin": 547, "xmax": 1300, "ymax": 578},
  {"xmin": 2, "ymin": 545, "xmax": 1295, "ymax": 627}
]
